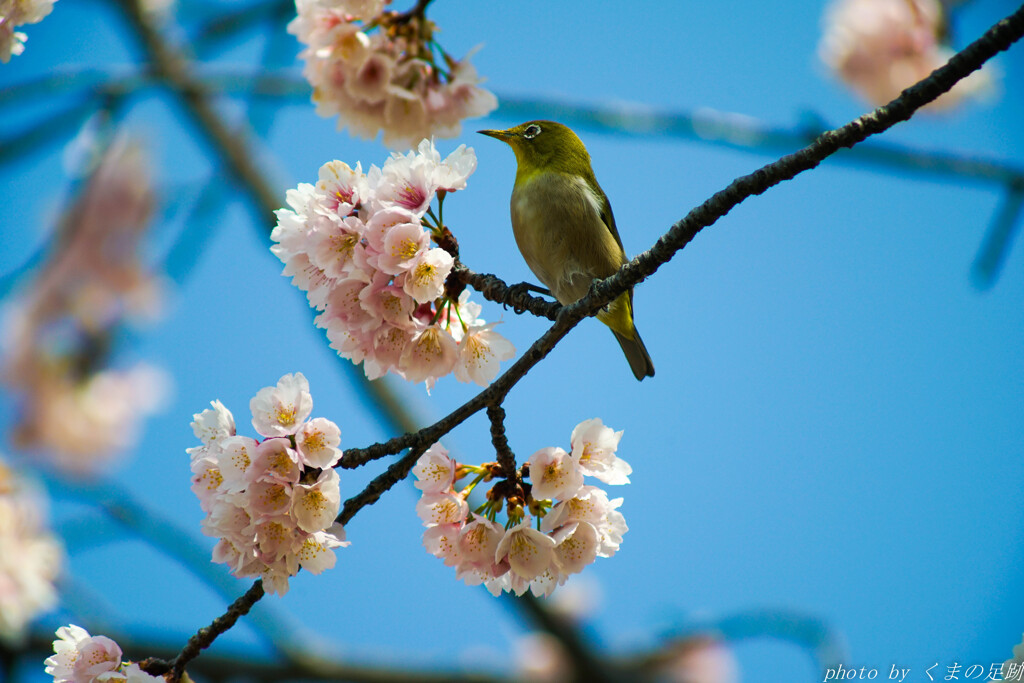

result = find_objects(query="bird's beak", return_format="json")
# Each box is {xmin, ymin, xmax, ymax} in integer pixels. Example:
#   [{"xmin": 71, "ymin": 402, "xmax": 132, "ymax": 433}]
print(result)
[{"xmin": 478, "ymin": 128, "xmax": 512, "ymax": 141}]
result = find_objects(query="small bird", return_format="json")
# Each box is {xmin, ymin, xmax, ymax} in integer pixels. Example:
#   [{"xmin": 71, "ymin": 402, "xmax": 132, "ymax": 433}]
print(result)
[{"xmin": 479, "ymin": 120, "xmax": 654, "ymax": 380}]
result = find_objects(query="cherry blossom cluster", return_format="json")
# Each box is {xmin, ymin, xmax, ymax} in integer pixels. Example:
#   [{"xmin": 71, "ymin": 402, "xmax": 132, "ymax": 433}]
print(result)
[
  {"xmin": 0, "ymin": 0, "xmax": 56, "ymax": 62},
  {"xmin": 288, "ymin": 0, "xmax": 497, "ymax": 149},
  {"xmin": 819, "ymin": 0, "xmax": 992, "ymax": 110},
  {"xmin": 413, "ymin": 418, "xmax": 630, "ymax": 598},
  {"xmin": 272, "ymin": 140, "xmax": 515, "ymax": 391},
  {"xmin": 0, "ymin": 457, "xmax": 62, "ymax": 642},
  {"xmin": 188, "ymin": 373, "xmax": 350, "ymax": 596},
  {"xmin": 44, "ymin": 624, "xmax": 161, "ymax": 682},
  {"xmin": 1, "ymin": 136, "xmax": 166, "ymax": 473}
]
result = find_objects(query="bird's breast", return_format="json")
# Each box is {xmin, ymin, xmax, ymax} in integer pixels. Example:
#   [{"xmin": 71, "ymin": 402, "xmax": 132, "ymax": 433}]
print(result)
[{"xmin": 510, "ymin": 172, "xmax": 625, "ymax": 305}]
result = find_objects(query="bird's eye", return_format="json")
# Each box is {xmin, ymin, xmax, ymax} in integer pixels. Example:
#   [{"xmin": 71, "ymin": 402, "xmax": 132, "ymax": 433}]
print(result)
[{"xmin": 522, "ymin": 124, "xmax": 541, "ymax": 139}]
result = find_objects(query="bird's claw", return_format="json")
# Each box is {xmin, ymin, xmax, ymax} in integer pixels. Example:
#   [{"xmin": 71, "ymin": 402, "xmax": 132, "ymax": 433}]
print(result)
[{"xmin": 504, "ymin": 281, "xmax": 551, "ymax": 314}]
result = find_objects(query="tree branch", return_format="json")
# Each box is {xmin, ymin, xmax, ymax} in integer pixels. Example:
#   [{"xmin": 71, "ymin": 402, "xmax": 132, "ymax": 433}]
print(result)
[
  {"xmin": 486, "ymin": 404, "xmax": 517, "ymax": 479},
  {"xmin": 106, "ymin": 0, "xmax": 1024, "ymax": 676},
  {"xmin": 343, "ymin": 3, "xmax": 1024, "ymax": 471},
  {"xmin": 142, "ymin": 580, "xmax": 265, "ymax": 680}
]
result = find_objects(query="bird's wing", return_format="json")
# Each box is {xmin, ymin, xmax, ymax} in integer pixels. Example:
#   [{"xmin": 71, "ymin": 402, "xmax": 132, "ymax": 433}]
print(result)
[
  {"xmin": 592, "ymin": 177, "xmax": 634, "ymax": 306},
  {"xmin": 594, "ymin": 179, "xmax": 625, "ymax": 252}
]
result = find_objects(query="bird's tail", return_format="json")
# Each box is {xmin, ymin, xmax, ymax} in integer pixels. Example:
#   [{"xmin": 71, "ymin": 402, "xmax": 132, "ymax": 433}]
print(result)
[
  {"xmin": 612, "ymin": 328, "xmax": 655, "ymax": 381},
  {"xmin": 599, "ymin": 291, "xmax": 655, "ymax": 381}
]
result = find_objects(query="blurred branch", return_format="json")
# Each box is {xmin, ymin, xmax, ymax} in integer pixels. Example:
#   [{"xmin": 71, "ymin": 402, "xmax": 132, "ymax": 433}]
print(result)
[
  {"xmin": 510, "ymin": 593, "xmax": 622, "ymax": 683},
  {"xmin": 112, "ymin": 0, "xmax": 422, "ymax": 437},
  {"xmin": 113, "ymin": 0, "xmax": 284, "ymax": 239},
  {"xmin": 493, "ymin": 97, "xmax": 1024, "ymax": 190},
  {"xmin": 190, "ymin": 0, "xmax": 291, "ymax": 55},
  {"xmin": 6, "ymin": 62, "xmax": 1020, "ymax": 286},
  {"xmin": 46, "ymin": 474, "xmax": 305, "ymax": 658},
  {"xmin": 679, "ymin": 608, "xmax": 846, "ymax": 672},
  {"xmin": 971, "ymin": 187, "xmax": 1024, "ymax": 288},
  {"xmin": 6, "ymin": 67, "xmax": 1023, "ymax": 190},
  {"xmin": 0, "ymin": 99, "xmax": 97, "ymax": 166}
]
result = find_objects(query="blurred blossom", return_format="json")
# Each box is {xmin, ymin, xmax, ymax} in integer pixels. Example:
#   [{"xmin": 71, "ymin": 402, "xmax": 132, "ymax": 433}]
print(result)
[
  {"xmin": 0, "ymin": 456, "xmax": 62, "ymax": 643},
  {"xmin": 271, "ymin": 140, "xmax": 515, "ymax": 391},
  {"xmin": 547, "ymin": 574, "xmax": 603, "ymax": 622},
  {"xmin": 138, "ymin": 0, "xmax": 174, "ymax": 20},
  {"xmin": 514, "ymin": 632, "xmax": 572, "ymax": 683},
  {"xmin": 657, "ymin": 637, "xmax": 739, "ymax": 683},
  {"xmin": 1002, "ymin": 633, "xmax": 1024, "ymax": 680},
  {"xmin": 188, "ymin": 373, "xmax": 350, "ymax": 596},
  {"xmin": 9, "ymin": 364, "xmax": 169, "ymax": 474},
  {"xmin": 288, "ymin": 0, "xmax": 497, "ymax": 149},
  {"xmin": 1, "ymin": 136, "xmax": 168, "ymax": 473},
  {"xmin": 819, "ymin": 0, "xmax": 993, "ymax": 110},
  {"xmin": 0, "ymin": 0, "xmax": 56, "ymax": 63}
]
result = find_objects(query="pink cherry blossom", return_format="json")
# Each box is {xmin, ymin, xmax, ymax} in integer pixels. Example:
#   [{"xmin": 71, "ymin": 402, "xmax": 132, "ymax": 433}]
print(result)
[
  {"xmin": 251, "ymin": 438, "xmax": 301, "ymax": 485},
  {"xmin": 272, "ymin": 147, "xmax": 515, "ymax": 390},
  {"xmin": 189, "ymin": 374, "xmax": 350, "ymax": 596},
  {"xmin": 453, "ymin": 323, "xmax": 516, "ymax": 387},
  {"xmin": 292, "ymin": 468, "xmax": 342, "ymax": 533},
  {"xmin": 249, "ymin": 373, "xmax": 313, "ymax": 437},
  {"xmin": 213, "ymin": 435, "xmax": 259, "ymax": 493},
  {"xmin": 570, "ymin": 418, "xmax": 631, "ymax": 485},
  {"xmin": 400, "ymin": 324, "xmax": 459, "ymax": 387},
  {"xmin": 416, "ymin": 418, "xmax": 630, "ymax": 598},
  {"xmin": 190, "ymin": 399, "xmax": 236, "ymax": 445},
  {"xmin": 529, "ymin": 447, "xmax": 584, "ymax": 502},
  {"xmin": 416, "ymin": 492, "xmax": 468, "ymax": 527},
  {"xmin": 310, "ymin": 215, "xmax": 367, "ymax": 280},
  {"xmin": 377, "ymin": 221, "xmax": 431, "ymax": 275},
  {"xmin": 550, "ymin": 521, "xmax": 599, "ymax": 575},
  {"xmin": 297, "ymin": 525, "xmax": 350, "ymax": 574},
  {"xmin": 412, "ymin": 443, "xmax": 456, "ymax": 493},
  {"xmin": 0, "ymin": 459, "xmax": 61, "ymax": 642},
  {"xmin": 295, "ymin": 417, "xmax": 343, "ymax": 469},
  {"xmin": 495, "ymin": 520, "xmax": 557, "ymax": 582},
  {"xmin": 458, "ymin": 517, "xmax": 505, "ymax": 575},
  {"xmin": 44, "ymin": 624, "xmax": 122, "ymax": 682},
  {"xmin": 402, "ymin": 248, "xmax": 454, "ymax": 304},
  {"xmin": 423, "ymin": 523, "xmax": 464, "ymax": 568}
]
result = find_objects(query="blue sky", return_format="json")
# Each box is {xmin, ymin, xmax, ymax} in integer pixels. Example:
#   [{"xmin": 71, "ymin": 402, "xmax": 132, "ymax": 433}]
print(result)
[{"xmin": 2, "ymin": 0, "xmax": 1023, "ymax": 681}]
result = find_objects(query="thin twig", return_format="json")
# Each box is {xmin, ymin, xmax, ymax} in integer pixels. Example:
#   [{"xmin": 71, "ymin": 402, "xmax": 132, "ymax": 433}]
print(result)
[
  {"xmin": 338, "ymin": 442, "xmax": 433, "ymax": 525},
  {"xmin": 141, "ymin": 580, "xmax": 265, "ymax": 680},
  {"xmin": 486, "ymin": 404, "xmax": 517, "ymax": 479},
  {"xmin": 454, "ymin": 264, "xmax": 561, "ymax": 320}
]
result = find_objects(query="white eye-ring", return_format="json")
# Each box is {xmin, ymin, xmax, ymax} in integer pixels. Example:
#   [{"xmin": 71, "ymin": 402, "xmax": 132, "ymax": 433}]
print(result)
[{"xmin": 523, "ymin": 124, "xmax": 541, "ymax": 139}]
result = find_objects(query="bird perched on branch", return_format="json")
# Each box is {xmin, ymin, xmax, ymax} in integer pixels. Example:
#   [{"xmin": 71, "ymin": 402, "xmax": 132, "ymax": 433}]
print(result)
[{"xmin": 479, "ymin": 120, "xmax": 655, "ymax": 380}]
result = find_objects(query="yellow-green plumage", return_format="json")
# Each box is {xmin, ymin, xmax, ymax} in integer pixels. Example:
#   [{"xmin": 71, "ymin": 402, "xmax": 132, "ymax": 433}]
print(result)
[{"xmin": 479, "ymin": 120, "xmax": 655, "ymax": 381}]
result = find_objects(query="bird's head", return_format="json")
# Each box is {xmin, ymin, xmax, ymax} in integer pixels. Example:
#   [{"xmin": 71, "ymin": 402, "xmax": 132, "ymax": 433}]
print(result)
[{"xmin": 478, "ymin": 121, "xmax": 591, "ymax": 177}]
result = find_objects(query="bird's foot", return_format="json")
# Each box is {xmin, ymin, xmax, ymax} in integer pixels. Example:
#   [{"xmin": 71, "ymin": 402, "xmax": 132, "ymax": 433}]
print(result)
[{"xmin": 505, "ymin": 282, "xmax": 552, "ymax": 314}]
